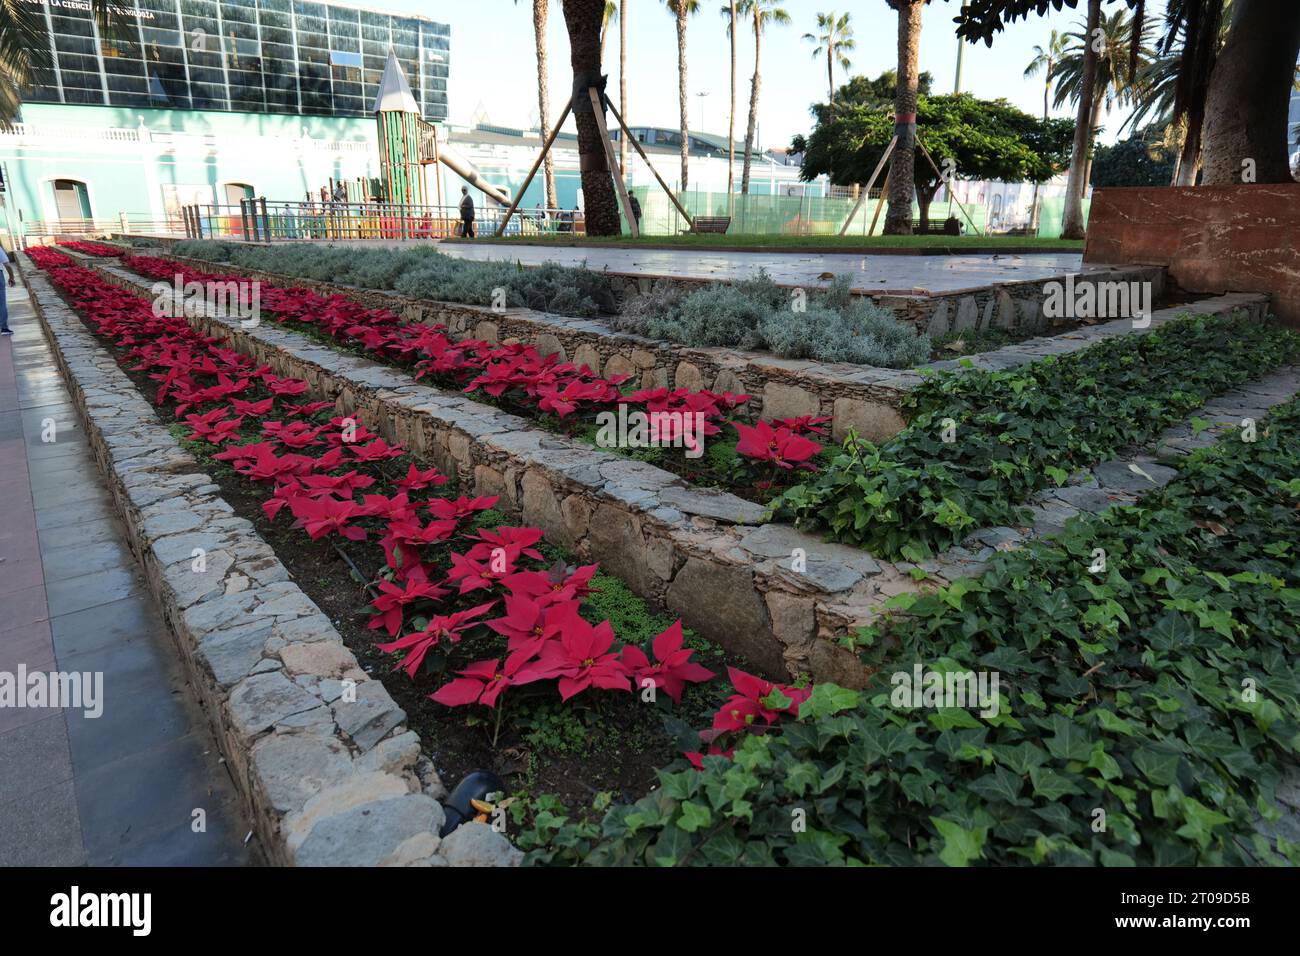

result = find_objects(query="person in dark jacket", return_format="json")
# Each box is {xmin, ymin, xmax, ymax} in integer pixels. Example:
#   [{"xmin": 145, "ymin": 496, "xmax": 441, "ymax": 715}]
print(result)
[
  {"xmin": 459, "ymin": 186, "xmax": 475, "ymax": 238},
  {"xmin": 628, "ymin": 193, "xmax": 642, "ymax": 231}
]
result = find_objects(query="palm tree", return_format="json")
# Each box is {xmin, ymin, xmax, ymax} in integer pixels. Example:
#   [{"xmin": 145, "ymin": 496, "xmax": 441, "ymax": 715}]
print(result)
[
  {"xmin": 1023, "ymin": 29, "xmax": 1068, "ymax": 230},
  {"xmin": 1059, "ymin": 0, "xmax": 1101, "ymax": 239},
  {"xmin": 804, "ymin": 11, "xmax": 855, "ymax": 116},
  {"xmin": 739, "ymin": 0, "xmax": 791, "ymax": 195},
  {"xmin": 724, "ymin": 1, "xmax": 739, "ymax": 202},
  {"xmin": 664, "ymin": 1, "xmax": 699, "ymax": 192},
  {"xmin": 561, "ymin": 0, "xmax": 620, "ymax": 234},
  {"xmin": 518, "ymin": 0, "xmax": 559, "ymax": 211},
  {"xmin": 619, "ymin": 0, "xmax": 629, "ymax": 179},
  {"xmin": 1052, "ymin": 8, "xmax": 1154, "ymax": 191},
  {"xmin": 1025, "ymin": 29, "xmax": 1068, "ymax": 123},
  {"xmin": 883, "ymin": 0, "xmax": 926, "ymax": 235},
  {"xmin": 600, "ymin": 1, "xmax": 618, "ymax": 57}
]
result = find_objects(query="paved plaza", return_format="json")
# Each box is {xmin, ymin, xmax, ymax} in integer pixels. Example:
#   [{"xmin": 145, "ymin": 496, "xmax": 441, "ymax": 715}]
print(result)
[{"xmin": 431, "ymin": 242, "xmax": 1086, "ymax": 293}]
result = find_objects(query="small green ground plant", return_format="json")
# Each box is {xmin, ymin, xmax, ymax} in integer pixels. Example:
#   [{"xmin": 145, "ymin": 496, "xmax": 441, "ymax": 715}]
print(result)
[
  {"xmin": 515, "ymin": 394, "xmax": 1300, "ymax": 866},
  {"xmin": 774, "ymin": 311, "xmax": 1300, "ymax": 560}
]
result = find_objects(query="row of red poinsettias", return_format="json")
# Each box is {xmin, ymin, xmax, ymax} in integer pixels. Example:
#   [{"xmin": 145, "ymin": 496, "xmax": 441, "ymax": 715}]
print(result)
[
  {"xmin": 57, "ymin": 240, "xmax": 124, "ymax": 258},
  {"xmin": 122, "ymin": 253, "xmax": 826, "ymax": 472},
  {"xmin": 29, "ymin": 246, "xmax": 814, "ymax": 763}
]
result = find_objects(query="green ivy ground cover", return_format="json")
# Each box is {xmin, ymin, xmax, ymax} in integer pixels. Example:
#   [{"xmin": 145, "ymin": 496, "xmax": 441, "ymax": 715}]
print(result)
[
  {"xmin": 774, "ymin": 312, "xmax": 1300, "ymax": 561},
  {"xmin": 519, "ymin": 391, "xmax": 1300, "ymax": 866}
]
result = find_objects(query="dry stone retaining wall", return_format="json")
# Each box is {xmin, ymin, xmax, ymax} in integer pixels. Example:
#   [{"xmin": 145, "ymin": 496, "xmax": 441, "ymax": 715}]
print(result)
[
  {"xmin": 22, "ymin": 255, "xmax": 522, "ymax": 868},
  {"xmin": 121, "ymin": 237, "xmax": 1165, "ymax": 445}
]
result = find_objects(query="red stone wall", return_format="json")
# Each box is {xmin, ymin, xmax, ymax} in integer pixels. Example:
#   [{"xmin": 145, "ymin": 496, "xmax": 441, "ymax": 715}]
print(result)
[{"xmin": 1084, "ymin": 184, "xmax": 1300, "ymax": 326}]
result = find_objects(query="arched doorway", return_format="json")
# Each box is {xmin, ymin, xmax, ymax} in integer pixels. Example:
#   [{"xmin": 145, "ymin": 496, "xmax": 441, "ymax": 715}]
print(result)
[{"xmin": 52, "ymin": 179, "xmax": 91, "ymax": 222}]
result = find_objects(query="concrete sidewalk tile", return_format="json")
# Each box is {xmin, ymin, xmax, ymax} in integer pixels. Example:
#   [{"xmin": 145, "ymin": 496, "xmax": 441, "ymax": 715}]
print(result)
[
  {"xmin": 0, "ymin": 777, "xmax": 86, "ymax": 867},
  {"xmin": 0, "ymin": 711, "xmax": 74, "ymax": 806},
  {"xmin": 44, "ymin": 564, "xmax": 143, "ymax": 618},
  {"xmin": 0, "ymin": 583, "xmax": 49, "ymax": 635}
]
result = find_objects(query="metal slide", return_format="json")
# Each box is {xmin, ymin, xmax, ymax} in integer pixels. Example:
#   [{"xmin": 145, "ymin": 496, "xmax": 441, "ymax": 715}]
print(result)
[{"xmin": 436, "ymin": 140, "xmax": 511, "ymax": 207}]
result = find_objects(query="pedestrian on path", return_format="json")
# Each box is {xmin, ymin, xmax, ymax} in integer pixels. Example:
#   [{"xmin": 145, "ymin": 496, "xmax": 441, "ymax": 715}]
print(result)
[
  {"xmin": 459, "ymin": 186, "xmax": 476, "ymax": 239},
  {"xmin": 629, "ymin": 193, "xmax": 642, "ymax": 231},
  {"xmin": 0, "ymin": 244, "xmax": 14, "ymax": 336}
]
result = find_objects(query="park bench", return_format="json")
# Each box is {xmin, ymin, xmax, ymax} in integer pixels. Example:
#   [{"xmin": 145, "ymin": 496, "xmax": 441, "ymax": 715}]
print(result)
[
  {"xmin": 688, "ymin": 216, "xmax": 731, "ymax": 235},
  {"xmin": 911, "ymin": 217, "xmax": 962, "ymax": 236}
]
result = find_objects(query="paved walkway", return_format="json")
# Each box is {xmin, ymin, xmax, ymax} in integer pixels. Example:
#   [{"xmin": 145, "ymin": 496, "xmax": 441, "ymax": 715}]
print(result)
[
  {"xmin": 429, "ymin": 242, "xmax": 1085, "ymax": 294},
  {"xmin": 0, "ymin": 281, "xmax": 256, "ymax": 866}
]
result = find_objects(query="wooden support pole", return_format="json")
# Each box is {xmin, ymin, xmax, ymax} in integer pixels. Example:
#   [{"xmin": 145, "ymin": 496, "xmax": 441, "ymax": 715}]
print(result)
[
  {"xmin": 605, "ymin": 98, "xmax": 694, "ymax": 229},
  {"xmin": 589, "ymin": 88, "xmax": 639, "ymax": 238},
  {"xmin": 868, "ymin": 166, "xmax": 891, "ymax": 237},
  {"xmin": 495, "ymin": 101, "xmax": 573, "ymax": 237},
  {"xmin": 917, "ymin": 138, "xmax": 981, "ymax": 236},
  {"xmin": 838, "ymin": 135, "xmax": 897, "ymax": 237}
]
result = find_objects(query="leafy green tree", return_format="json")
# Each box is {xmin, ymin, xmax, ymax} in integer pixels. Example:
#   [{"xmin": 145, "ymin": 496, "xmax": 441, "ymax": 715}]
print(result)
[
  {"xmin": 1090, "ymin": 125, "xmax": 1178, "ymax": 187},
  {"xmin": 798, "ymin": 92, "xmax": 1075, "ymax": 228}
]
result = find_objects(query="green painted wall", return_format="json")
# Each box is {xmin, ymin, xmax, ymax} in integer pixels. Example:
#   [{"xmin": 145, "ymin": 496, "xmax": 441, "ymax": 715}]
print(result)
[{"xmin": 0, "ymin": 103, "xmax": 379, "ymax": 239}]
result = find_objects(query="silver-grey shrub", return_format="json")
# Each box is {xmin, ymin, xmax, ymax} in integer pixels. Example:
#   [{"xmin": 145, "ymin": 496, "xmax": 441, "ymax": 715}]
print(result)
[
  {"xmin": 626, "ymin": 272, "xmax": 929, "ymax": 368},
  {"xmin": 162, "ymin": 240, "xmax": 613, "ymax": 317}
]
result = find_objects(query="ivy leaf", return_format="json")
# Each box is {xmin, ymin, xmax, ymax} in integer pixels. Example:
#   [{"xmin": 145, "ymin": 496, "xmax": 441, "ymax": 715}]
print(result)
[
  {"xmin": 676, "ymin": 801, "xmax": 712, "ymax": 834},
  {"xmin": 930, "ymin": 817, "xmax": 988, "ymax": 867}
]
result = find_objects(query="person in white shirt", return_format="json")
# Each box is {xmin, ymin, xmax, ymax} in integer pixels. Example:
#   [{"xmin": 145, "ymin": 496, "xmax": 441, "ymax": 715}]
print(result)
[{"xmin": 0, "ymin": 245, "xmax": 14, "ymax": 336}]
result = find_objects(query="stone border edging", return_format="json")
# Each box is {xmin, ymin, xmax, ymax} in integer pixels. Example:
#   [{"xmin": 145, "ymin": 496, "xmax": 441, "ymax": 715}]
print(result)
[
  {"xmin": 20, "ymin": 255, "xmax": 523, "ymax": 868},
  {"xmin": 118, "ymin": 237, "xmax": 1183, "ymax": 446}
]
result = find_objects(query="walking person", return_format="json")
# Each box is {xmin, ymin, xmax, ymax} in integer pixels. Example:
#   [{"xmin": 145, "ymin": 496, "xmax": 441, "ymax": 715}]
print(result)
[
  {"xmin": 459, "ymin": 186, "xmax": 475, "ymax": 239},
  {"xmin": 0, "ymin": 244, "xmax": 14, "ymax": 336},
  {"xmin": 628, "ymin": 193, "xmax": 642, "ymax": 232}
]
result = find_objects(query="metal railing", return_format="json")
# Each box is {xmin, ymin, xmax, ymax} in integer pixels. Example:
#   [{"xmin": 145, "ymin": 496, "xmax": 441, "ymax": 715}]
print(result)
[
  {"xmin": 181, "ymin": 199, "xmax": 588, "ymax": 242},
  {"xmin": 21, "ymin": 217, "xmax": 186, "ymax": 240}
]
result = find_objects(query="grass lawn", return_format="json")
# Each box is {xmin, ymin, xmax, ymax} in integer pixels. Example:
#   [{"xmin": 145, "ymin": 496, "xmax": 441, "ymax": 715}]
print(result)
[{"xmin": 471, "ymin": 233, "xmax": 1084, "ymax": 254}]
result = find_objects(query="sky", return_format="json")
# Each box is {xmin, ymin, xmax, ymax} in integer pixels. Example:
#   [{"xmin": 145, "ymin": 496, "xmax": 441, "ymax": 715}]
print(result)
[{"xmin": 382, "ymin": 0, "xmax": 1164, "ymax": 150}]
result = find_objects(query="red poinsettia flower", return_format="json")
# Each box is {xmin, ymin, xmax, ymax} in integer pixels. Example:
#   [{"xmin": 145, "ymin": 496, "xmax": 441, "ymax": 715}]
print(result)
[
  {"xmin": 515, "ymin": 604, "xmax": 631, "ymax": 701},
  {"xmin": 349, "ymin": 438, "xmax": 405, "ymax": 462},
  {"xmin": 711, "ymin": 666, "xmax": 812, "ymax": 732},
  {"xmin": 287, "ymin": 495, "xmax": 368, "ymax": 541},
  {"xmin": 733, "ymin": 420, "xmax": 822, "ymax": 470},
  {"xmin": 425, "ymin": 495, "xmax": 500, "ymax": 521},
  {"xmin": 393, "ymin": 462, "xmax": 448, "ymax": 492},
  {"xmin": 774, "ymin": 415, "xmax": 831, "ymax": 436},
  {"xmin": 485, "ymin": 593, "xmax": 578, "ymax": 658},
  {"xmin": 375, "ymin": 601, "xmax": 496, "ymax": 679},
  {"xmin": 228, "ymin": 397, "xmax": 275, "ymax": 417},
  {"xmin": 445, "ymin": 550, "xmax": 519, "ymax": 594},
  {"xmin": 465, "ymin": 526, "xmax": 545, "ymax": 564},
  {"xmin": 281, "ymin": 400, "xmax": 336, "ymax": 418},
  {"xmin": 429, "ymin": 649, "xmax": 534, "ymax": 709},
  {"xmin": 501, "ymin": 562, "xmax": 598, "ymax": 607},
  {"xmin": 366, "ymin": 577, "xmax": 451, "ymax": 638},
  {"xmin": 619, "ymin": 621, "xmax": 713, "ymax": 704}
]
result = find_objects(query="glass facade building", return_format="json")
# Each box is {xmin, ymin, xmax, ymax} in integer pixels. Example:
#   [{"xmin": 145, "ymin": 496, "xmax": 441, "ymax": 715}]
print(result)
[{"xmin": 25, "ymin": 0, "xmax": 449, "ymax": 121}]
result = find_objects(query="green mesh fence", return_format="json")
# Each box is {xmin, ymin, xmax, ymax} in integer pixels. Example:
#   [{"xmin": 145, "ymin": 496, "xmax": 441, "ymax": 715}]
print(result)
[{"xmin": 629, "ymin": 187, "xmax": 991, "ymax": 237}]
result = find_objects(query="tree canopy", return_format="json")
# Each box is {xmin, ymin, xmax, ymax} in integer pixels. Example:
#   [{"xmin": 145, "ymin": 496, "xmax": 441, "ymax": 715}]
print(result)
[
  {"xmin": 795, "ymin": 88, "xmax": 1075, "ymax": 225},
  {"xmin": 1091, "ymin": 124, "xmax": 1179, "ymax": 187}
]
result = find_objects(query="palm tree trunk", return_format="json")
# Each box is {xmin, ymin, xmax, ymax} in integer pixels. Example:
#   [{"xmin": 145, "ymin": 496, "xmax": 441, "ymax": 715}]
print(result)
[
  {"xmin": 1200, "ymin": 0, "xmax": 1300, "ymax": 185},
  {"xmin": 619, "ymin": 0, "xmax": 628, "ymax": 177},
  {"xmin": 676, "ymin": 4, "xmax": 690, "ymax": 191},
  {"xmin": 884, "ymin": 0, "xmax": 923, "ymax": 235},
  {"xmin": 741, "ymin": 8, "xmax": 763, "ymax": 195},
  {"xmin": 1061, "ymin": 0, "xmax": 1101, "ymax": 239},
  {"xmin": 533, "ymin": 0, "xmax": 558, "ymax": 210},
  {"xmin": 728, "ymin": 0, "xmax": 737, "ymax": 203},
  {"xmin": 1083, "ymin": 92, "xmax": 1105, "ymax": 191},
  {"xmin": 561, "ymin": 0, "xmax": 620, "ymax": 235}
]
